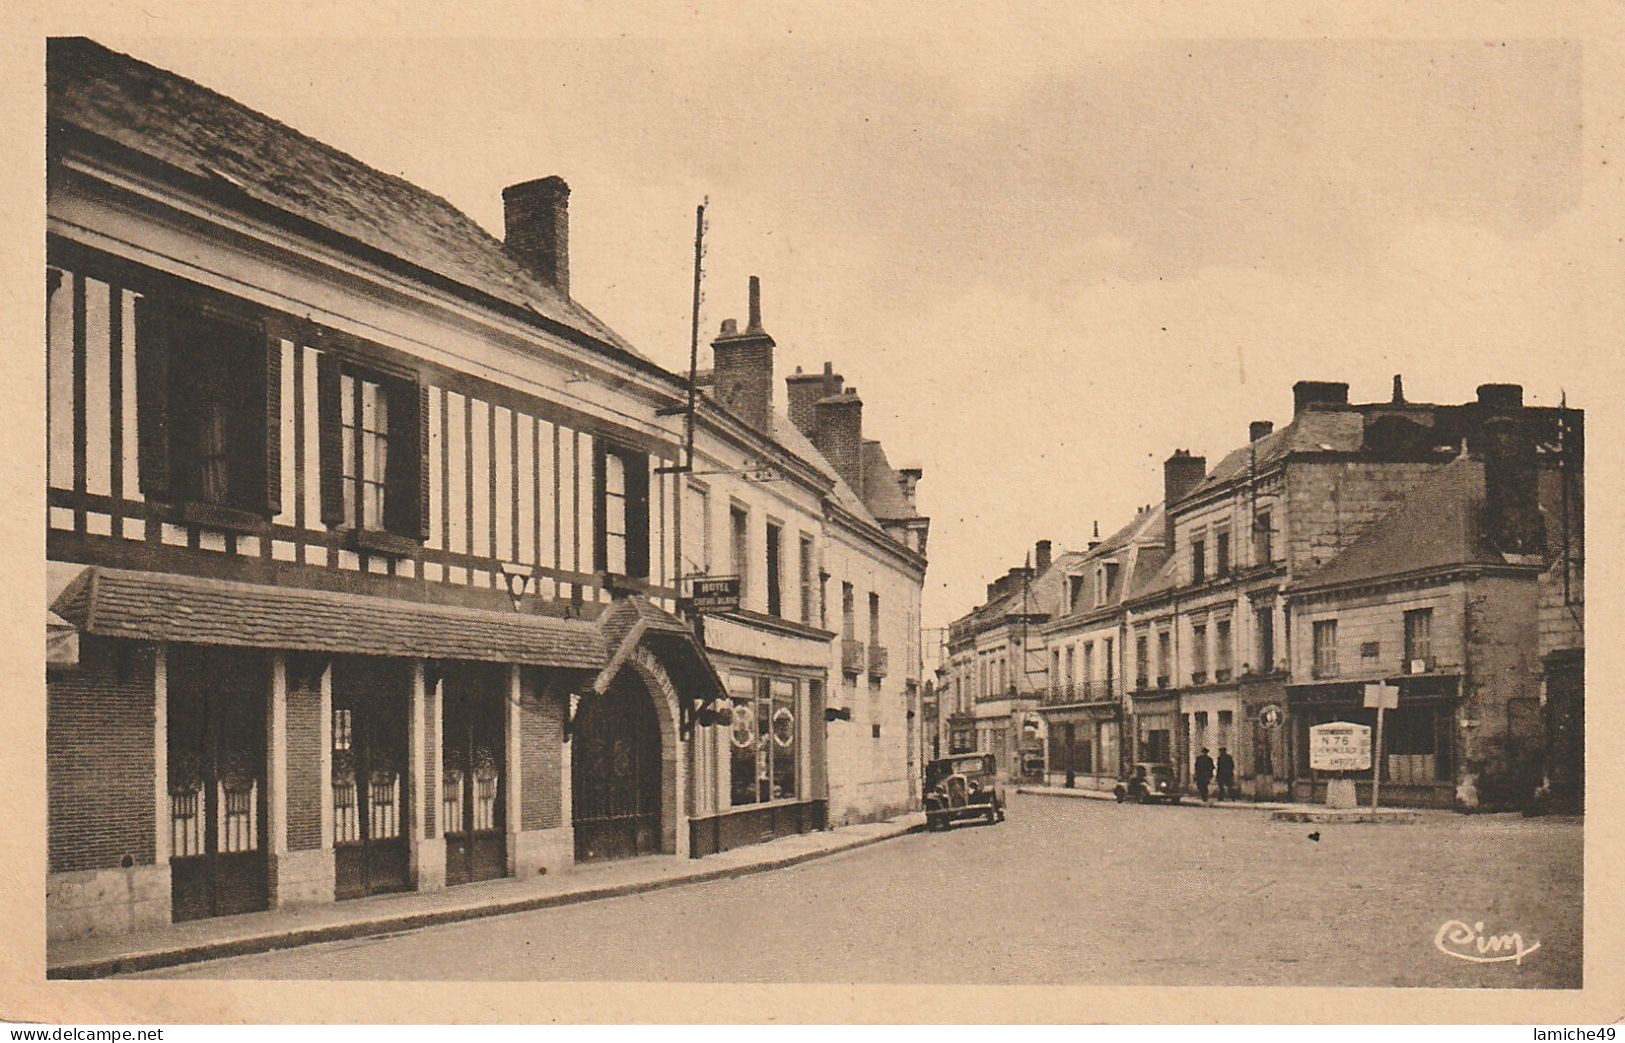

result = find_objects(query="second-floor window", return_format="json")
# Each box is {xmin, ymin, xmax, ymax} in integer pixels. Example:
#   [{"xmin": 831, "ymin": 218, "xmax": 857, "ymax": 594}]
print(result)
[
  {"xmin": 136, "ymin": 297, "xmax": 277, "ymax": 520},
  {"xmin": 1254, "ymin": 511, "xmax": 1273, "ymax": 565},
  {"xmin": 1215, "ymin": 618, "xmax": 1233, "ymax": 678},
  {"xmin": 1256, "ymin": 606, "xmax": 1275, "ymax": 672},
  {"xmin": 1313, "ymin": 619, "xmax": 1339, "ymax": 677},
  {"xmin": 1156, "ymin": 631, "xmax": 1171, "ymax": 685},
  {"xmin": 1081, "ymin": 642, "xmax": 1094, "ymax": 690},
  {"xmin": 799, "ymin": 534, "xmax": 815, "ymax": 624},
  {"xmin": 868, "ymin": 592, "xmax": 881, "ymax": 648},
  {"xmin": 1191, "ymin": 537, "xmax": 1206, "ymax": 585},
  {"xmin": 731, "ymin": 505, "xmax": 750, "ymax": 594},
  {"xmin": 594, "ymin": 442, "xmax": 650, "ymax": 578},
  {"xmin": 1136, "ymin": 634, "xmax": 1150, "ymax": 688},
  {"xmin": 1404, "ymin": 608, "xmax": 1433, "ymax": 664},
  {"xmin": 1216, "ymin": 528, "xmax": 1231, "ymax": 577},
  {"xmin": 841, "ymin": 582, "xmax": 855, "ymax": 640},
  {"xmin": 1104, "ymin": 636, "xmax": 1115, "ymax": 690},
  {"xmin": 316, "ymin": 354, "xmax": 428, "ymax": 546},
  {"xmin": 1192, "ymin": 623, "xmax": 1208, "ymax": 681},
  {"xmin": 765, "ymin": 521, "xmax": 783, "ymax": 617}
]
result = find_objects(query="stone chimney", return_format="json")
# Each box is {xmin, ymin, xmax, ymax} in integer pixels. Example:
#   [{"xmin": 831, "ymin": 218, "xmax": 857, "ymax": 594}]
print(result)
[
  {"xmin": 1293, "ymin": 380, "xmax": 1350, "ymax": 414},
  {"xmin": 1034, "ymin": 540, "xmax": 1052, "ymax": 573},
  {"xmin": 1163, "ymin": 449, "xmax": 1207, "ymax": 551},
  {"xmin": 814, "ymin": 386, "xmax": 864, "ymax": 493},
  {"xmin": 1474, "ymin": 384, "xmax": 1544, "ymax": 556},
  {"xmin": 711, "ymin": 277, "xmax": 775, "ymax": 432},
  {"xmin": 896, "ymin": 467, "xmax": 923, "ymax": 508},
  {"xmin": 502, "ymin": 176, "xmax": 571, "ymax": 295},
  {"xmin": 1249, "ymin": 420, "xmax": 1274, "ymax": 443}
]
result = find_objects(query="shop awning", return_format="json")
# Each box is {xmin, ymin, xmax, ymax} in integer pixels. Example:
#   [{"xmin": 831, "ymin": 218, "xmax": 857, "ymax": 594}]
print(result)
[
  {"xmin": 591, "ymin": 595, "xmax": 726, "ymax": 707},
  {"xmin": 50, "ymin": 566, "xmax": 607, "ymax": 670}
]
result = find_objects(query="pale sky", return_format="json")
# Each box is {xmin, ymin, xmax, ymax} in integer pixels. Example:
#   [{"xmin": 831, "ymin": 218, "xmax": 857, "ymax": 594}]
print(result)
[{"xmin": 77, "ymin": 27, "xmax": 1603, "ymax": 642}]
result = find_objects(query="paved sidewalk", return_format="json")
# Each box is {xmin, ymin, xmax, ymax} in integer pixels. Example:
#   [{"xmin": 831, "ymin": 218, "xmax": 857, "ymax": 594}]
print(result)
[
  {"xmin": 49, "ymin": 811, "xmax": 924, "ymax": 979},
  {"xmin": 1017, "ymin": 783, "xmax": 1436, "ymax": 817}
]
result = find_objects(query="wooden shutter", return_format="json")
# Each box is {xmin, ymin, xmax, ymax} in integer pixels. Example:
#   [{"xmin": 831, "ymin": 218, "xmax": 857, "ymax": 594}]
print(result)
[
  {"xmin": 132, "ymin": 296, "xmax": 171, "ymax": 499},
  {"xmin": 263, "ymin": 325, "xmax": 281, "ymax": 516},
  {"xmin": 316, "ymin": 351, "xmax": 345, "ymax": 526},
  {"xmin": 384, "ymin": 376, "xmax": 428, "ymax": 540},
  {"xmin": 625, "ymin": 451, "xmax": 651, "ymax": 580}
]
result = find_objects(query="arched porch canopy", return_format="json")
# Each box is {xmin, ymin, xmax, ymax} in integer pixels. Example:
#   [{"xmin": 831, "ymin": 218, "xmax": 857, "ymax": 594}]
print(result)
[{"xmin": 591, "ymin": 596, "xmax": 726, "ymax": 736}]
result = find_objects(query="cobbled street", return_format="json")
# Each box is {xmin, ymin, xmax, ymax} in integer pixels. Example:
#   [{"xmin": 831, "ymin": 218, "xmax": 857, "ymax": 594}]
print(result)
[{"xmin": 137, "ymin": 795, "xmax": 1582, "ymax": 988}]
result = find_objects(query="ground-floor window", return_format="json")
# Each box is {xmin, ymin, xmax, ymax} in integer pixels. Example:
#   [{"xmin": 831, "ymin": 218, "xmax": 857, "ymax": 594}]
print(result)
[
  {"xmin": 728, "ymin": 671, "xmax": 802, "ymax": 806},
  {"xmin": 1142, "ymin": 728, "xmax": 1171, "ymax": 764}
]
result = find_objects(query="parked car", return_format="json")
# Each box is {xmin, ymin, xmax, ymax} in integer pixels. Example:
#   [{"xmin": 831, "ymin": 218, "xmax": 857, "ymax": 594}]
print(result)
[
  {"xmin": 924, "ymin": 753, "xmax": 1006, "ymax": 830},
  {"xmin": 1114, "ymin": 762, "xmax": 1182, "ymax": 804}
]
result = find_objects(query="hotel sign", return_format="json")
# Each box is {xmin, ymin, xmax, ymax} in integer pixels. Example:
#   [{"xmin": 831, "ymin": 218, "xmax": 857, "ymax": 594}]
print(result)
[
  {"xmin": 1309, "ymin": 721, "xmax": 1372, "ymax": 772},
  {"xmin": 689, "ymin": 576, "xmax": 741, "ymax": 614}
]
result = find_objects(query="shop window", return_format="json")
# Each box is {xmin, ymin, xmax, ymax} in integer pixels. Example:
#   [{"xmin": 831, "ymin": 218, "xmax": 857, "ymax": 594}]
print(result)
[
  {"xmin": 593, "ymin": 442, "xmax": 650, "ymax": 579},
  {"xmin": 1313, "ymin": 620, "xmax": 1339, "ymax": 678},
  {"xmin": 135, "ymin": 295, "xmax": 279, "ymax": 525},
  {"xmin": 729, "ymin": 674, "xmax": 799, "ymax": 805}
]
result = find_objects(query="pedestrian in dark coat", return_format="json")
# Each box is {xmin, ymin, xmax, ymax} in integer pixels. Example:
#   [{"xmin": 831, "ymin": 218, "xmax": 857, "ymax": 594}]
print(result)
[
  {"xmin": 1194, "ymin": 747, "xmax": 1215, "ymax": 801},
  {"xmin": 1216, "ymin": 746, "xmax": 1237, "ymax": 800}
]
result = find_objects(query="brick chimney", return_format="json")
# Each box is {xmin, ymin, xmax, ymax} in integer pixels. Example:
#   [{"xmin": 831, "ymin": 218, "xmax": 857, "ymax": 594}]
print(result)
[
  {"xmin": 1163, "ymin": 449, "xmax": 1207, "ymax": 551},
  {"xmin": 1034, "ymin": 540, "xmax": 1052, "ymax": 573},
  {"xmin": 786, "ymin": 365, "xmax": 833, "ymax": 441},
  {"xmin": 502, "ymin": 176, "xmax": 571, "ymax": 295},
  {"xmin": 814, "ymin": 386, "xmax": 864, "ymax": 492},
  {"xmin": 1293, "ymin": 380, "xmax": 1350, "ymax": 414},
  {"xmin": 1249, "ymin": 420, "xmax": 1274, "ymax": 442},
  {"xmin": 711, "ymin": 277, "xmax": 775, "ymax": 432}
]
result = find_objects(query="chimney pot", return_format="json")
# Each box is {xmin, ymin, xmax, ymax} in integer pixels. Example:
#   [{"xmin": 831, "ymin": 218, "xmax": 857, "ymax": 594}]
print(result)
[
  {"xmin": 502, "ymin": 175, "xmax": 571, "ymax": 295},
  {"xmin": 719, "ymin": 318, "xmax": 738, "ymax": 337},
  {"xmin": 746, "ymin": 275, "xmax": 764, "ymax": 334},
  {"xmin": 1249, "ymin": 420, "xmax": 1274, "ymax": 443},
  {"xmin": 1392, "ymin": 374, "xmax": 1406, "ymax": 404}
]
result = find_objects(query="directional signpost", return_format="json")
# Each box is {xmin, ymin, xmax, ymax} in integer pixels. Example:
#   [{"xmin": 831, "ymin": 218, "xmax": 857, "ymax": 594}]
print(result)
[
  {"xmin": 1363, "ymin": 682, "xmax": 1400, "ymax": 810},
  {"xmin": 1310, "ymin": 721, "xmax": 1371, "ymax": 808}
]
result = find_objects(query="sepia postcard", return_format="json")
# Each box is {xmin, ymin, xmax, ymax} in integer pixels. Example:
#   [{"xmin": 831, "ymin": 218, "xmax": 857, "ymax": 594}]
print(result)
[{"xmin": 2, "ymin": 0, "xmax": 1622, "ymax": 1027}]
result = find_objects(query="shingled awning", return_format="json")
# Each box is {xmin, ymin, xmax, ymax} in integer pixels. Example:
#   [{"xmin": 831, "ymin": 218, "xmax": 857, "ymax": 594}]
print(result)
[
  {"xmin": 51, "ymin": 566, "xmax": 607, "ymax": 670},
  {"xmin": 591, "ymin": 595, "xmax": 726, "ymax": 708}
]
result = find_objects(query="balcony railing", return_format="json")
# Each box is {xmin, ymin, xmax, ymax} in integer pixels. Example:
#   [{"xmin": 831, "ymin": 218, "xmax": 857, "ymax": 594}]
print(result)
[
  {"xmin": 868, "ymin": 644, "xmax": 889, "ymax": 679},
  {"xmin": 841, "ymin": 638, "xmax": 865, "ymax": 676},
  {"xmin": 1041, "ymin": 681, "xmax": 1110, "ymax": 707}
]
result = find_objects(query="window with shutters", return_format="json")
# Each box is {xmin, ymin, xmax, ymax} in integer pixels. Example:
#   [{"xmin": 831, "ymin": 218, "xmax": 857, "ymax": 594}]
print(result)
[
  {"xmin": 594, "ymin": 441, "xmax": 650, "ymax": 580},
  {"xmin": 134, "ymin": 295, "xmax": 278, "ymax": 530},
  {"xmin": 318, "ymin": 355, "xmax": 427, "ymax": 552}
]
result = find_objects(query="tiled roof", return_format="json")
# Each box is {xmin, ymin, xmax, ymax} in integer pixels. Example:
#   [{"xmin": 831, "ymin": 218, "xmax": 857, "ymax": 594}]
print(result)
[
  {"xmin": 53, "ymin": 567, "xmax": 607, "ymax": 669},
  {"xmin": 47, "ymin": 37, "xmax": 645, "ymax": 362},
  {"xmin": 860, "ymin": 440, "xmax": 919, "ymax": 521},
  {"xmin": 1290, "ymin": 456, "xmax": 1504, "ymax": 591},
  {"xmin": 1185, "ymin": 411, "xmax": 1365, "ymax": 501}
]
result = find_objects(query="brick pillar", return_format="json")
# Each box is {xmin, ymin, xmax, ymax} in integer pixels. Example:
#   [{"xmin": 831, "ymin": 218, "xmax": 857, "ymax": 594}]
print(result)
[
  {"xmin": 152, "ymin": 643, "xmax": 169, "ymax": 867},
  {"xmin": 319, "ymin": 663, "xmax": 333, "ymax": 853}
]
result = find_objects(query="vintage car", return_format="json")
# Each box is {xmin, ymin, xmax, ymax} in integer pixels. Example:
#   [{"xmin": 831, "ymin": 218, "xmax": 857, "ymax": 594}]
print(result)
[
  {"xmin": 1113, "ymin": 762, "xmax": 1182, "ymax": 804},
  {"xmin": 924, "ymin": 753, "xmax": 1006, "ymax": 830}
]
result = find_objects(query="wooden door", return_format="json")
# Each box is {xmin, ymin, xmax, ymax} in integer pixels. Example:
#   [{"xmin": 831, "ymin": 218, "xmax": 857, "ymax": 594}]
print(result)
[
  {"xmin": 443, "ymin": 664, "xmax": 507, "ymax": 886},
  {"xmin": 572, "ymin": 674, "xmax": 662, "ymax": 863},
  {"xmin": 168, "ymin": 646, "xmax": 269, "ymax": 923},
  {"xmin": 332, "ymin": 658, "xmax": 410, "ymax": 900}
]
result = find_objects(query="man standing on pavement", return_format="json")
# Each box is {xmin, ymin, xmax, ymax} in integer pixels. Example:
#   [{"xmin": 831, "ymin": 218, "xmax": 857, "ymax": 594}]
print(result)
[
  {"xmin": 1216, "ymin": 746, "xmax": 1237, "ymax": 800},
  {"xmin": 1194, "ymin": 747, "xmax": 1215, "ymax": 802}
]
